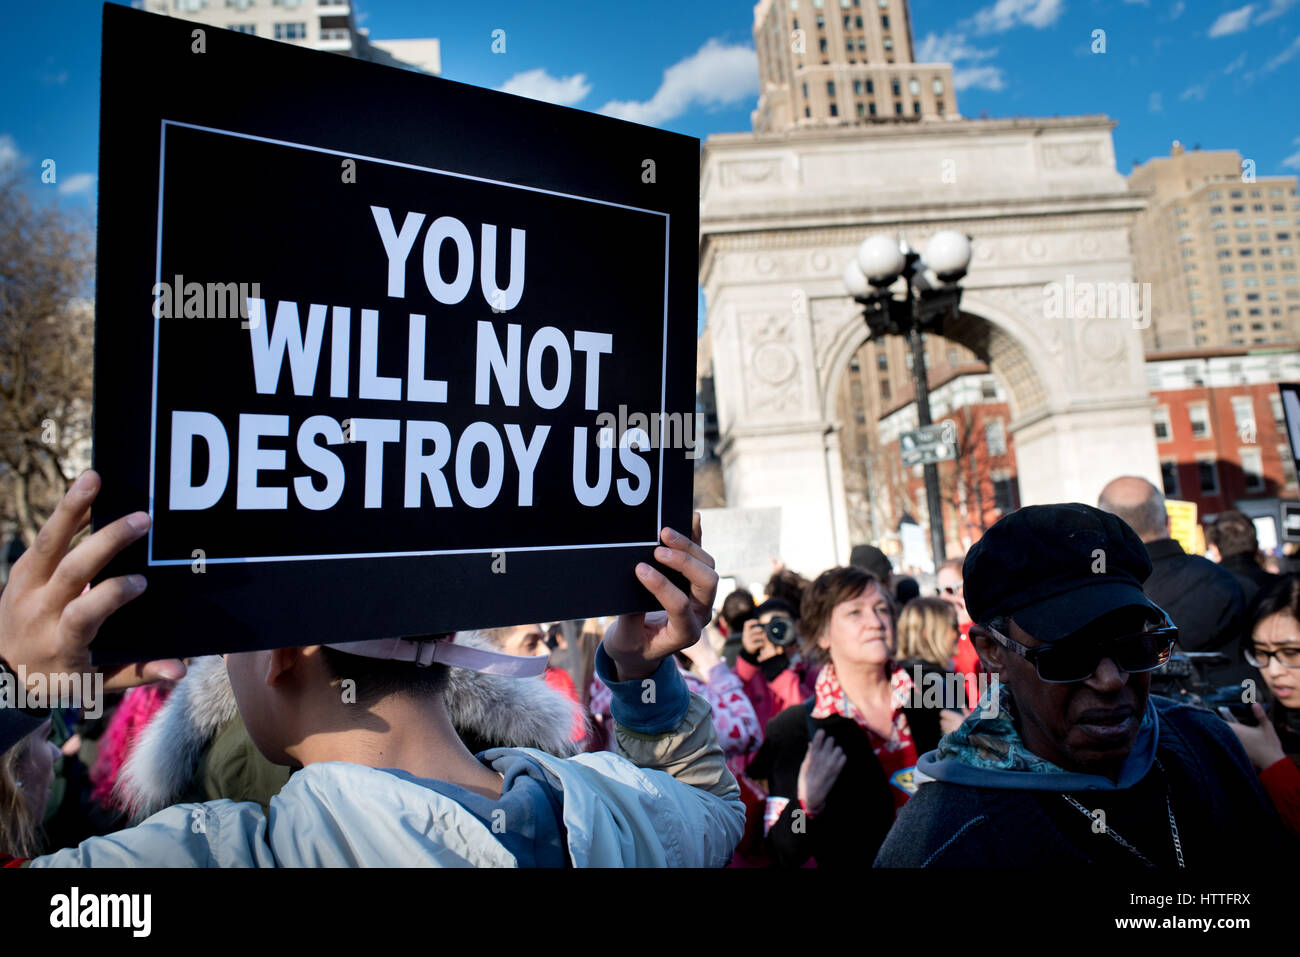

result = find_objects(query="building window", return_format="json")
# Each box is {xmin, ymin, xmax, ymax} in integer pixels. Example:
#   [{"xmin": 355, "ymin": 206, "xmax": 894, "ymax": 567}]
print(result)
[
  {"xmin": 1160, "ymin": 460, "xmax": 1180, "ymax": 497},
  {"xmin": 881, "ymin": 14, "xmax": 890, "ymax": 28},
  {"xmin": 827, "ymin": 80, "xmax": 836, "ymax": 95},
  {"xmin": 876, "ymin": 353, "xmax": 889, "ymax": 371},
  {"xmin": 1241, "ymin": 448, "xmax": 1265, "ymax": 492},
  {"xmin": 830, "ymin": 103, "xmax": 839, "ymax": 116},
  {"xmin": 981, "ymin": 379, "xmax": 997, "ymax": 400},
  {"xmin": 1231, "ymin": 395, "xmax": 1255, "ymax": 437},
  {"xmin": 1197, "ymin": 458, "xmax": 1220, "ymax": 495},
  {"xmin": 869, "ymin": 102, "xmax": 877, "ymax": 116},
  {"xmin": 1272, "ymin": 392, "xmax": 1285, "ymax": 424},
  {"xmin": 908, "ymin": 77, "xmax": 920, "ymax": 95},
  {"xmin": 985, "ymin": 419, "xmax": 1007, "ymax": 456},
  {"xmin": 854, "ymin": 79, "xmax": 863, "ymax": 94},
  {"xmin": 228, "ymin": 23, "xmax": 255, "ymax": 33},
  {"xmin": 933, "ymin": 77, "xmax": 945, "ymax": 95},
  {"xmin": 1281, "ymin": 445, "xmax": 1299, "ymax": 490},
  {"xmin": 274, "ymin": 22, "xmax": 307, "ymax": 39},
  {"xmin": 891, "ymin": 78, "xmax": 901, "ymax": 96},
  {"xmin": 992, "ymin": 472, "xmax": 1018, "ymax": 512},
  {"xmin": 1189, "ymin": 403, "xmax": 1211, "ymax": 439},
  {"xmin": 879, "ymin": 378, "xmax": 891, "ymax": 401},
  {"xmin": 856, "ymin": 102, "xmax": 866, "ymax": 118},
  {"xmin": 894, "ymin": 102, "xmax": 903, "ymax": 115},
  {"xmin": 1153, "ymin": 406, "xmax": 1172, "ymax": 442},
  {"xmin": 865, "ymin": 79, "xmax": 874, "ymax": 94}
]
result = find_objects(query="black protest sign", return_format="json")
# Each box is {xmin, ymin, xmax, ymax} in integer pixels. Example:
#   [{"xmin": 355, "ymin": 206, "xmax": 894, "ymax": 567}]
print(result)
[{"xmin": 91, "ymin": 5, "xmax": 699, "ymax": 663}]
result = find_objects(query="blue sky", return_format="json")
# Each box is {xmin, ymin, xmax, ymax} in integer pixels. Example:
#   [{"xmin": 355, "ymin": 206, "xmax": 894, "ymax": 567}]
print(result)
[{"xmin": 2, "ymin": 0, "xmax": 1298, "ymax": 210}]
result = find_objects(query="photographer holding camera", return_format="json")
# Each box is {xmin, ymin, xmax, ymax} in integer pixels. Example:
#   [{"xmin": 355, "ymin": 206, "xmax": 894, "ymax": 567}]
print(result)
[{"xmin": 734, "ymin": 598, "xmax": 818, "ymax": 732}]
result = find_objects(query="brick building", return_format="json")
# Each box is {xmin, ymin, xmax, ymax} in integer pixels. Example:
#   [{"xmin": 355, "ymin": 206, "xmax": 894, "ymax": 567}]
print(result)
[{"xmin": 1147, "ymin": 349, "xmax": 1300, "ymax": 516}]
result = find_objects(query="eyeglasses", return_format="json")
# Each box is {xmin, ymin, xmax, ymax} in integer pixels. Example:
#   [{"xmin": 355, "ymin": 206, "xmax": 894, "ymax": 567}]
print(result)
[
  {"xmin": 981, "ymin": 617, "xmax": 1178, "ymax": 683},
  {"xmin": 1245, "ymin": 643, "xmax": 1300, "ymax": 669}
]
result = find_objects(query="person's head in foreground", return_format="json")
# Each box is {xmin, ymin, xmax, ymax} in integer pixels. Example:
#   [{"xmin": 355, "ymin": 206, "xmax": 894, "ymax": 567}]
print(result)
[{"xmin": 963, "ymin": 503, "xmax": 1174, "ymax": 781}]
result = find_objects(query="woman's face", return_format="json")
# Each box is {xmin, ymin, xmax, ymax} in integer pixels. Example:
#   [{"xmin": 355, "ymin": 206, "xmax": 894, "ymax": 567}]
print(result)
[
  {"xmin": 819, "ymin": 582, "xmax": 894, "ymax": 671},
  {"xmin": 1252, "ymin": 611, "xmax": 1300, "ymax": 709},
  {"xmin": 15, "ymin": 720, "xmax": 59, "ymax": 823}
]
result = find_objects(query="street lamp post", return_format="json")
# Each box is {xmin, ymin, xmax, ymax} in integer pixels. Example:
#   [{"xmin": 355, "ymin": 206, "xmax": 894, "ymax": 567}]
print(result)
[{"xmin": 844, "ymin": 231, "xmax": 973, "ymax": 573}]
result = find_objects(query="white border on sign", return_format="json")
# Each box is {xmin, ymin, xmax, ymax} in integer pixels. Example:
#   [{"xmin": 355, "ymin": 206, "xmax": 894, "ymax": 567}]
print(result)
[{"xmin": 148, "ymin": 120, "xmax": 672, "ymax": 566}]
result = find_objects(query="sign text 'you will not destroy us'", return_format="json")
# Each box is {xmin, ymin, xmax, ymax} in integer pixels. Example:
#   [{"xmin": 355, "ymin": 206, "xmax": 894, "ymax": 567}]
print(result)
[{"xmin": 148, "ymin": 121, "xmax": 675, "ymax": 565}]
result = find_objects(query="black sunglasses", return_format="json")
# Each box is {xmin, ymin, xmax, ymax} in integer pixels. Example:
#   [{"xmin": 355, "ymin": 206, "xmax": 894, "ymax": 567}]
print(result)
[{"xmin": 981, "ymin": 615, "xmax": 1177, "ymax": 683}]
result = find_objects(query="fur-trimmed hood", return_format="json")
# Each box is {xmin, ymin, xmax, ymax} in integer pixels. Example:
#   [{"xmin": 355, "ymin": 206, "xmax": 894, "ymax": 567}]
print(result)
[{"xmin": 115, "ymin": 633, "xmax": 587, "ymax": 822}]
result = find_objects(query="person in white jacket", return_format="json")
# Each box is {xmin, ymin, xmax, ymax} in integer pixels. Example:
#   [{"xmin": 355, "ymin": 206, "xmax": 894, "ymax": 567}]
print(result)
[{"xmin": 0, "ymin": 471, "xmax": 744, "ymax": 867}]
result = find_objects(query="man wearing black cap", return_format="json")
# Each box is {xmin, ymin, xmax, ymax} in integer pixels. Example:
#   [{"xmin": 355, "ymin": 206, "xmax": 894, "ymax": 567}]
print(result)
[{"xmin": 875, "ymin": 503, "xmax": 1287, "ymax": 867}]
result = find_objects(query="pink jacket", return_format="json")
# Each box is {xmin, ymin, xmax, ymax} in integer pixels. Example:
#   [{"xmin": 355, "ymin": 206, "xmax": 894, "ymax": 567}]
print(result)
[{"xmin": 733, "ymin": 655, "xmax": 819, "ymax": 732}]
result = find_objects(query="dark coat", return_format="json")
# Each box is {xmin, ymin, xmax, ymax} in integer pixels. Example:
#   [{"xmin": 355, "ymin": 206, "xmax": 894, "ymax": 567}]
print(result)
[
  {"xmin": 1144, "ymin": 538, "xmax": 1246, "ymax": 686},
  {"xmin": 745, "ymin": 677, "xmax": 943, "ymax": 868},
  {"xmin": 874, "ymin": 695, "xmax": 1291, "ymax": 867},
  {"xmin": 1220, "ymin": 553, "xmax": 1280, "ymax": 610}
]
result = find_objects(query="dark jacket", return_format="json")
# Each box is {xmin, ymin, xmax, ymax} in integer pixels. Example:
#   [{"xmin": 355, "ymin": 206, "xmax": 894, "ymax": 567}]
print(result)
[
  {"xmin": 1144, "ymin": 538, "xmax": 1245, "ymax": 679},
  {"xmin": 745, "ymin": 677, "xmax": 943, "ymax": 868},
  {"xmin": 874, "ymin": 695, "xmax": 1289, "ymax": 867},
  {"xmin": 1220, "ymin": 553, "xmax": 1280, "ymax": 610}
]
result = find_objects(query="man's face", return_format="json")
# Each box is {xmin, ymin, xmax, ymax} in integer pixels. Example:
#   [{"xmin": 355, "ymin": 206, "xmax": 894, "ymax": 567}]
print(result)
[
  {"xmin": 936, "ymin": 566, "xmax": 970, "ymax": 626},
  {"xmin": 973, "ymin": 607, "xmax": 1154, "ymax": 779}
]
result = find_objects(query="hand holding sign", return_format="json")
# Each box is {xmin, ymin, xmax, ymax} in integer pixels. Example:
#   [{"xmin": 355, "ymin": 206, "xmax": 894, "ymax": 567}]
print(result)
[
  {"xmin": 0, "ymin": 472, "xmax": 187, "ymax": 694},
  {"xmin": 602, "ymin": 513, "xmax": 718, "ymax": 682}
]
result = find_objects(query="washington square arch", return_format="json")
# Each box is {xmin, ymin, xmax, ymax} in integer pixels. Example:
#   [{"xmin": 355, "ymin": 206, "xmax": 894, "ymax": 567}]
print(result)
[{"xmin": 698, "ymin": 115, "xmax": 1163, "ymax": 577}]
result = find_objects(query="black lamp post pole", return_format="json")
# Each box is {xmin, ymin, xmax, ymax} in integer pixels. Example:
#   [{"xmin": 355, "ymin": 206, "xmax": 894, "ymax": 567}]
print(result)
[{"xmin": 900, "ymin": 264, "xmax": 947, "ymax": 570}]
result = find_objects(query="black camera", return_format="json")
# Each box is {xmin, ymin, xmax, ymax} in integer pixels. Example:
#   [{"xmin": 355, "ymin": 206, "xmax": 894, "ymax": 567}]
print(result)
[{"xmin": 764, "ymin": 617, "xmax": 796, "ymax": 647}]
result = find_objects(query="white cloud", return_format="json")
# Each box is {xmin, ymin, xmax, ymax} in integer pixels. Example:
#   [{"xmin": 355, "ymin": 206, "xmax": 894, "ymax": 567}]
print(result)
[
  {"xmin": 1179, "ymin": 83, "xmax": 1208, "ymax": 100},
  {"xmin": 971, "ymin": 0, "xmax": 1065, "ymax": 34},
  {"xmin": 57, "ymin": 172, "xmax": 95, "ymax": 196},
  {"xmin": 1170, "ymin": 0, "xmax": 1186, "ymax": 18},
  {"xmin": 0, "ymin": 134, "xmax": 21, "ymax": 172},
  {"xmin": 953, "ymin": 65, "xmax": 1007, "ymax": 90},
  {"xmin": 1148, "ymin": 91, "xmax": 1163, "ymax": 112},
  {"xmin": 1208, "ymin": 5, "xmax": 1256, "ymax": 36},
  {"xmin": 1256, "ymin": 0, "xmax": 1299, "ymax": 23},
  {"xmin": 1263, "ymin": 32, "xmax": 1300, "ymax": 71},
  {"xmin": 598, "ymin": 39, "xmax": 757, "ymax": 127},
  {"xmin": 916, "ymin": 31, "xmax": 999, "ymax": 65},
  {"xmin": 1223, "ymin": 51, "xmax": 1249, "ymax": 73},
  {"xmin": 498, "ymin": 68, "xmax": 592, "ymax": 107}
]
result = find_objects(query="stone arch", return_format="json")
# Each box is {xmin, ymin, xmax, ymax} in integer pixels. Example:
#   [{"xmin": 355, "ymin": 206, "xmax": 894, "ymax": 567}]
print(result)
[{"xmin": 818, "ymin": 295, "xmax": 1058, "ymax": 430}]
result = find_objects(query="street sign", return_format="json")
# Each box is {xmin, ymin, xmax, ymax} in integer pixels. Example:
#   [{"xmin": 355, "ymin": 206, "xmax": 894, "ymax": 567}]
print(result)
[{"xmin": 900, "ymin": 422, "xmax": 957, "ymax": 467}]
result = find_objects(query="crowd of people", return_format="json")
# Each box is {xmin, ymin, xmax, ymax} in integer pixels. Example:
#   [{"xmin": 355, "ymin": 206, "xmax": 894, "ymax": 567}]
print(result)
[{"xmin": 0, "ymin": 469, "xmax": 1297, "ymax": 867}]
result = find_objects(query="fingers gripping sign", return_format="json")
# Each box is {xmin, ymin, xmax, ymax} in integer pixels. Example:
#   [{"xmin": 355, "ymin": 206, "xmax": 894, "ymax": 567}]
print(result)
[
  {"xmin": 0, "ymin": 471, "xmax": 186, "ymax": 695},
  {"xmin": 602, "ymin": 512, "xmax": 718, "ymax": 682}
]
